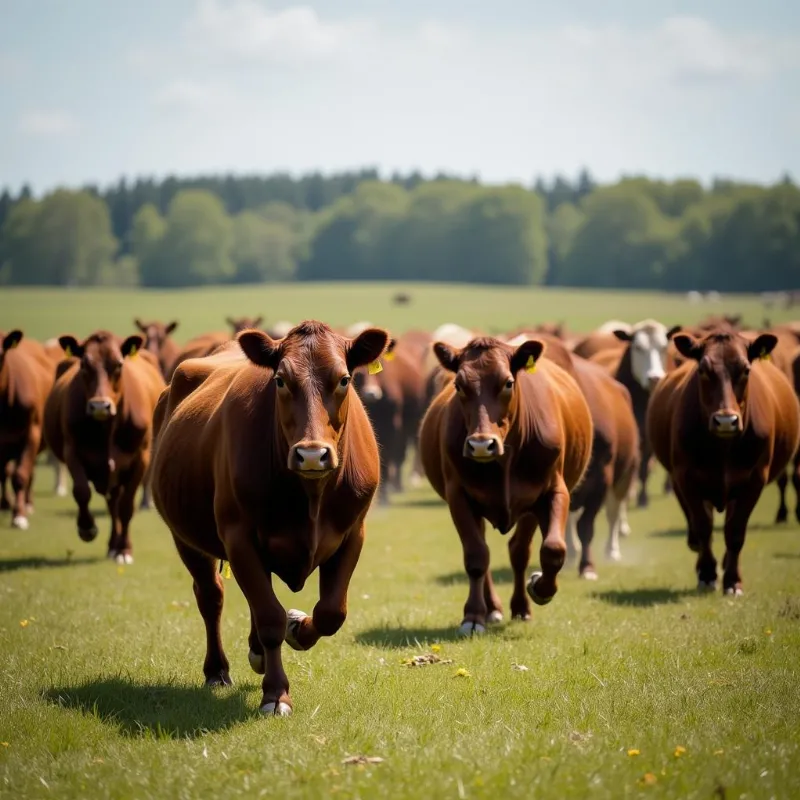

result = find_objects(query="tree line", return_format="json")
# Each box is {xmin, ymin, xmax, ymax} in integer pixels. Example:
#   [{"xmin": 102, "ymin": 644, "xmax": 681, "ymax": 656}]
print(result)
[{"xmin": 1, "ymin": 170, "xmax": 798, "ymax": 291}]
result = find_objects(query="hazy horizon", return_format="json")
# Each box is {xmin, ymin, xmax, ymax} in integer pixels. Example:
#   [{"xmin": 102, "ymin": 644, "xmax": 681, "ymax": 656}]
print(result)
[{"xmin": 2, "ymin": 0, "xmax": 798, "ymax": 194}]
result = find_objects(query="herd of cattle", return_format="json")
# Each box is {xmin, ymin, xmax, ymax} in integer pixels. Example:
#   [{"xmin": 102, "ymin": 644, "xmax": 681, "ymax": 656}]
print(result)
[{"xmin": 1, "ymin": 312, "xmax": 800, "ymax": 715}]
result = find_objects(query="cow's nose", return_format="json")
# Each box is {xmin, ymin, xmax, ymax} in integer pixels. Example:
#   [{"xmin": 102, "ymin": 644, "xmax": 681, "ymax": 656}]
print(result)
[
  {"xmin": 290, "ymin": 445, "xmax": 333, "ymax": 475},
  {"xmin": 86, "ymin": 398, "xmax": 115, "ymax": 419},
  {"xmin": 711, "ymin": 412, "xmax": 740, "ymax": 434},
  {"xmin": 361, "ymin": 385, "xmax": 383, "ymax": 402},
  {"xmin": 647, "ymin": 374, "xmax": 661, "ymax": 390},
  {"xmin": 464, "ymin": 436, "xmax": 502, "ymax": 461}
]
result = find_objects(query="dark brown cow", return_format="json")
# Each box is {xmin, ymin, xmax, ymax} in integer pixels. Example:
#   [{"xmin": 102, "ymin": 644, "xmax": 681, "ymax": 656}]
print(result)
[
  {"xmin": 648, "ymin": 330, "xmax": 800, "ymax": 594},
  {"xmin": 150, "ymin": 321, "xmax": 388, "ymax": 716},
  {"xmin": 44, "ymin": 331, "xmax": 165, "ymax": 563},
  {"xmin": 419, "ymin": 337, "xmax": 593, "ymax": 634},
  {"xmin": 353, "ymin": 339, "xmax": 426, "ymax": 503},
  {"xmin": 0, "ymin": 331, "xmax": 55, "ymax": 529},
  {"xmin": 134, "ymin": 319, "xmax": 180, "ymax": 381}
]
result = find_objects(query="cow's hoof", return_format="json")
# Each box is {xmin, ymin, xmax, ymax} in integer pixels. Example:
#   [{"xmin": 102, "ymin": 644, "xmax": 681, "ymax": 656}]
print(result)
[
  {"xmin": 619, "ymin": 523, "xmax": 631, "ymax": 537},
  {"xmin": 11, "ymin": 515, "xmax": 29, "ymax": 531},
  {"xmin": 284, "ymin": 609, "xmax": 309, "ymax": 651},
  {"xmin": 79, "ymin": 526, "xmax": 98, "ymax": 542},
  {"xmin": 115, "ymin": 552, "xmax": 134, "ymax": 565},
  {"xmin": 205, "ymin": 672, "xmax": 233, "ymax": 687},
  {"xmin": 606, "ymin": 548, "xmax": 622, "ymax": 562},
  {"xmin": 260, "ymin": 701, "xmax": 292, "ymax": 717},
  {"xmin": 248, "ymin": 649, "xmax": 265, "ymax": 674},
  {"xmin": 526, "ymin": 572, "xmax": 554, "ymax": 606},
  {"xmin": 697, "ymin": 579, "xmax": 717, "ymax": 592},
  {"xmin": 511, "ymin": 612, "xmax": 531, "ymax": 621},
  {"xmin": 458, "ymin": 621, "xmax": 486, "ymax": 637},
  {"xmin": 580, "ymin": 568, "xmax": 598, "ymax": 581},
  {"xmin": 486, "ymin": 610, "xmax": 503, "ymax": 624},
  {"xmin": 724, "ymin": 586, "xmax": 743, "ymax": 597},
  {"xmin": 26, "ymin": 504, "xmax": 34, "ymax": 515}
]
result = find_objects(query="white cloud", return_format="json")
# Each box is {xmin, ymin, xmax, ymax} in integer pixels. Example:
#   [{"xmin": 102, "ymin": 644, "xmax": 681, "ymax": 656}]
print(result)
[
  {"xmin": 154, "ymin": 79, "xmax": 221, "ymax": 110},
  {"xmin": 184, "ymin": 0, "xmax": 372, "ymax": 65},
  {"xmin": 17, "ymin": 110, "xmax": 80, "ymax": 136}
]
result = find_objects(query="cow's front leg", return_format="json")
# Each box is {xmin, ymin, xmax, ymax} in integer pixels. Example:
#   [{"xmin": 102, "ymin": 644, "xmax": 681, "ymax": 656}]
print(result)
[
  {"xmin": 112, "ymin": 457, "xmax": 146, "ymax": 564},
  {"xmin": 11, "ymin": 424, "xmax": 41, "ymax": 530},
  {"xmin": 527, "ymin": 476, "xmax": 569, "ymax": 604},
  {"xmin": 224, "ymin": 523, "xmax": 291, "ymax": 716},
  {"xmin": 447, "ymin": 485, "xmax": 490, "ymax": 635},
  {"xmin": 508, "ymin": 515, "xmax": 537, "ymax": 620},
  {"xmin": 65, "ymin": 446, "xmax": 97, "ymax": 542},
  {"xmin": 722, "ymin": 478, "xmax": 764, "ymax": 596},
  {"xmin": 288, "ymin": 521, "xmax": 366, "ymax": 651},
  {"xmin": 673, "ymin": 474, "xmax": 715, "ymax": 589}
]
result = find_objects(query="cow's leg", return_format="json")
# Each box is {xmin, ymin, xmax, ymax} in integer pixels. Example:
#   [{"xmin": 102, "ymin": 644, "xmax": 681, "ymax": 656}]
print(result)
[
  {"xmin": 174, "ymin": 538, "xmax": 231, "ymax": 686},
  {"xmin": 527, "ymin": 476, "xmax": 570, "ymax": 604},
  {"xmin": 392, "ymin": 412, "xmax": 406, "ymax": 494},
  {"xmin": 564, "ymin": 509, "xmax": 580, "ymax": 563},
  {"xmin": 111, "ymin": 460, "xmax": 145, "ymax": 564},
  {"xmin": 106, "ymin": 482, "xmax": 123, "ymax": 559},
  {"xmin": 673, "ymin": 478, "xmax": 715, "ymax": 589},
  {"xmin": 10, "ymin": 424, "xmax": 40, "ymax": 530},
  {"xmin": 224, "ymin": 525, "xmax": 292, "ymax": 715},
  {"xmin": 0, "ymin": 459, "xmax": 11, "ymax": 511},
  {"xmin": 577, "ymin": 489, "xmax": 605, "ymax": 580},
  {"xmin": 636, "ymin": 446, "xmax": 650, "ymax": 508},
  {"xmin": 663, "ymin": 474, "xmax": 673, "ymax": 496},
  {"xmin": 408, "ymin": 443, "xmax": 425, "ymax": 489},
  {"xmin": 447, "ymin": 487, "xmax": 489, "ymax": 635},
  {"xmin": 483, "ymin": 568, "xmax": 504, "ymax": 623},
  {"xmin": 722, "ymin": 479, "xmax": 764, "ymax": 596},
  {"xmin": 775, "ymin": 470, "xmax": 789, "ymax": 524},
  {"xmin": 139, "ymin": 462, "xmax": 153, "ymax": 511},
  {"xmin": 605, "ymin": 489, "xmax": 625, "ymax": 562},
  {"xmin": 288, "ymin": 522, "xmax": 365, "ymax": 651},
  {"xmin": 53, "ymin": 456, "xmax": 69, "ymax": 497},
  {"xmin": 793, "ymin": 454, "xmax": 800, "ymax": 524},
  {"xmin": 508, "ymin": 515, "xmax": 537, "ymax": 620},
  {"xmin": 65, "ymin": 446, "xmax": 97, "ymax": 542}
]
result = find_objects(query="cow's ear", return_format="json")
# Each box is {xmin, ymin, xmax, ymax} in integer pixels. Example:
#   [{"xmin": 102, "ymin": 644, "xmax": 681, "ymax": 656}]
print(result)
[
  {"xmin": 58, "ymin": 335, "xmax": 83, "ymax": 359},
  {"xmin": 747, "ymin": 333, "xmax": 778, "ymax": 363},
  {"xmin": 238, "ymin": 329, "xmax": 282, "ymax": 370},
  {"xmin": 433, "ymin": 342, "xmax": 460, "ymax": 373},
  {"xmin": 225, "ymin": 317, "xmax": 236, "ymax": 329},
  {"xmin": 253, "ymin": 316, "xmax": 264, "ymax": 328},
  {"xmin": 347, "ymin": 328, "xmax": 390, "ymax": 372},
  {"xmin": 166, "ymin": 321, "xmax": 178, "ymax": 335},
  {"xmin": 2, "ymin": 330, "xmax": 23, "ymax": 351},
  {"xmin": 510, "ymin": 339, "xmax": 545, "ymax": 375},
  {"xmin": 672, "ymin": 334, "xmax": 703, "ymax": 361},
  {"xmin": 134, "ymin": 318, "xmax": 146, "ymax": 332},
  {"xmin": 666, "ymin": 325, "xmax": 682, "ymax": 340},
  {"xmin": 726, "ymin": 314, "xmax": 742, "ymax": 328},
  {"xmin": 613, "ymin": 329, "xmax": 633, "ymax": 342},
  {"xmin": 121, "ymin": 334, "xmax": 144, "ymax": 358}
]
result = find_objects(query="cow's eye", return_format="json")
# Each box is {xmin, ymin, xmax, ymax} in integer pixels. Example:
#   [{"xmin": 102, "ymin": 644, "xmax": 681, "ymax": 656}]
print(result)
[
  {"xmin": 504, "ymin": 378, "xmax": 514, "ymax": 391},
  {"xmin": 275, "ymin": 376, "xmax": 285, "ymax": 389},
  {"xmin": 339, "ymin": 375, "xmax": 351, "ymax": 389}
]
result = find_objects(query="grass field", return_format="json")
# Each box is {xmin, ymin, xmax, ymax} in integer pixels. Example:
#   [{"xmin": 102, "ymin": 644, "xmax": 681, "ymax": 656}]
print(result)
[{"xmin": 2, "ymin": 283, "xmax": 800, "ymax": 799}]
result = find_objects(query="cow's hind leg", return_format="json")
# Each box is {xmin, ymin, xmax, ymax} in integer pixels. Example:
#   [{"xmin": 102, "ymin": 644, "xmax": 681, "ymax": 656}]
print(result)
[
  {"xmin": 483, "ymin": 569, "xmax": 503, "ymax": 624},
  {"xmin": 174, "ymin": 538, "xmax": 231, "ymax": 686},
  {"xmin": 564, "ymin": 509, "xmax": 580, "ymax": 563},
  {"xmin": 605, "ymin": 490, "xmax": 625, "ymax": 561},
  {"xmin": 775, "ymin": 471, "xmax": 789, "ymax": 524},
  {"xmin": 11, "ymin": 424, "xmax": 41, "ymax": 530},
  {"xmin": 508, "ymin": 515, "xmax": 537, "ymax": 620},
  {"xmin": 527, "ymin": 476, "xmax": 570, "ymax": 604},
  {"xmin": 673, "ymin": 477, "xmax": 716, "ymax": 589},
  {"xmin": 793, "ymin": 454, "xmax": 800, "ymax": 524},
  {"xmin": 577, "ymin": 490, "xmax": 604, "ymax": 580},
  {"xmin": 722, "ymin": 479, "xmax": 764, "ymax": 596},
  {"xmin": 110, "ymin": 459, "xmax": 146, "ymax": 564},
  {"xmin": 0, "ymin": 462, "xmax": 10, "ymax": 511}
]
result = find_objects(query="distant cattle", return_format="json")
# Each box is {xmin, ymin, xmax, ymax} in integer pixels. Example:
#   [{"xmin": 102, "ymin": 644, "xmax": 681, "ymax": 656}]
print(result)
[
  {"xmin": 0, "ymin": 331, "xmax": 56, "ymax": 530},
  {"xmin": 648, "ymin": 329, "xmax": 800, "ymax": 594},
  {"xmin": 44, "ymin": 331, "xmax": 165, "ymax": 563},
  {"xmin": 134, "ymin": 319, "xmax": 180, "ymax": 381},
  {"xmin": 588, "ymin": 320, "xmax": 681, "ymax": 507},
  {"xmin": 151, "ymin": 321, "xmax": 388, "ymax": 716},
  {"xmin": 419, "ymin": 336, "xmax": 593, "ymax": 633}
]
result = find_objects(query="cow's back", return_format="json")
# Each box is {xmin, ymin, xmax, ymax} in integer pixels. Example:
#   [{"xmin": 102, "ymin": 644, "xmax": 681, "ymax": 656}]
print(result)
[{"xmin": 573, "ymin": 332, "xmax": 624, "ymax": 360}]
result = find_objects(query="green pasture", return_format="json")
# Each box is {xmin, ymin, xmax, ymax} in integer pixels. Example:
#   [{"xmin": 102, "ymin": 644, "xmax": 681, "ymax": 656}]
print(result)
[{"xmin": 1, "ymin": 284, "xmax": 799, "ymax": 799}]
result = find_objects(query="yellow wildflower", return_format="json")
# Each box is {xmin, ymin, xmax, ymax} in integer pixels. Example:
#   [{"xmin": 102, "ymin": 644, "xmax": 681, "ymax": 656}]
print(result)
[
  {"xmin": 431, "ymin": 644, "xmax": 441, "ymax": 653},
  {"xmin": 674, "ymin": 746, "xmax": 686, "ymax": 758},
  {"xmin": 19, "ymin": 620, "xmax": 29, "ymax": 628},
  {"xmin": 454, "ymin": 668, "xmax": 471, "ymax": 678},
  {"xmin": 627, "ymin": 749, "xmax": 640, "ymax": 757}
]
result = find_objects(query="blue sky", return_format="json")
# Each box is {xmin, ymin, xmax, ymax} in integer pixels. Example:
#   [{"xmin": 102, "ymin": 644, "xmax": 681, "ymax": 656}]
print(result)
[{"xmin": 1, "ymin": 0, "xmax": 798, "ymax": 193}]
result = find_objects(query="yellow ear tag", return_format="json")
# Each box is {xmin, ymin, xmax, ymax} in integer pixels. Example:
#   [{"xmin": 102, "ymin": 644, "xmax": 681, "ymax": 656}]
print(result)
[
  {"xmin": 525, "ymin": 355, "xmax": 537, "ymax": 374},
  {"xmin": 759, "ymin": 349, "xmax": 771, "ymax": 362},
  {"xmin": 384, "ymin": 351, "xmax": 395, "ymax": 362},
  {"xmin": 129, "ymin": 346, "xmax": 138, "ymax": 359},
  {"xmin": 368, "ymin": 360, "xmax": 383, "ymax": 375},
  {"xmin": 223, "ymin": 562, "xmax": 232, "ymax": 580},
  {"xmin": 64, "ymin": 346, "xmax": 73, "ymax": 358}
]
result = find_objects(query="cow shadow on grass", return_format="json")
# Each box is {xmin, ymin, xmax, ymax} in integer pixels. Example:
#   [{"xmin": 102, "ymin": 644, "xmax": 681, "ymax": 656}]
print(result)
[
  {"xmin": 355, "ymin": 624, "xmax": 506, "ymax": 649},
  {"xmin": 0, "ymin": 555, "xmax": 101, "ymax": 574},
  {"xmin": 45, "ymin": 677, "xmax": 253, "ymax": 738},
  {"xmin": 434, "ymin": 567, "xmax": 513, "ymax": 586},
  {"xmin": 773, "ymin": 552, "xmax": 800, "ymax": 560},
  {"xmin": 650, "ymin": 522, "xmax": 778, "ymax": 541},
  {"xmin": 591, "ymin": 587, "xmax": 698, "ymax": 608},
  {"xmin": 55, "ymin": 508, "xmax": 108, "ymax": 519}
]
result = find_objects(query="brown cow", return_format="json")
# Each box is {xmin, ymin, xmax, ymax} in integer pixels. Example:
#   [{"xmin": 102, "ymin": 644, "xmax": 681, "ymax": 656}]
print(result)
[
  {"xmin": 43, "ymin": 331, "xmax": 165, "ymax": 563},
  {"xmin": 134, "ymin": 319, "xmax": 180, "ymax": 381},
  {"xmin": 0, "ymin": 331, "xmax": 55, "ymax": 529},
  {"xmin": 648, "ymin": 329, "xmax": 800, "ymax": 594},
  {"xmin": 353, "ymin": 338, "xmax": 426, "ymax": 503},
  {"xmin": 419, "ymin": 337, "xmax": 593, "ymax": 633},
  {"xmin": 150, "ymin": 321, "xmax": 388, "ymax": 715}
]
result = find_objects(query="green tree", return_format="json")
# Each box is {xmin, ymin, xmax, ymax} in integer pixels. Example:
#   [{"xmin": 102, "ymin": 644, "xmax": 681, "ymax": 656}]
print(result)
[
  {"xmin": 131, "ymin": 203, "xmax": 167, "ymax": 286},
  {"xmin": 231, "ymin": 211, "xmax": 296, "ymax": 283}
]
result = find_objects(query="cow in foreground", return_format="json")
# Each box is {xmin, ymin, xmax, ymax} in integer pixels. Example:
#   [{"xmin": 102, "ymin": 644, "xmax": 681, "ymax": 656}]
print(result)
[
  {"xmin": 0, "ymin": 331, "xmax": 56, "ymax": 530},
  {"xmin": 44, "ymin": 331, "xmax": 165, "ymax": 563},
  {"xmin": 150, "ymin": 321, "xmax": 388, "ymax": 716},
  {"xmin": 648, "ymin": 329, "xmax": 800, "ymax": 594},
  {"xmin": 420, "ymin": 337, "xmax": 593, "ymax": 633}
]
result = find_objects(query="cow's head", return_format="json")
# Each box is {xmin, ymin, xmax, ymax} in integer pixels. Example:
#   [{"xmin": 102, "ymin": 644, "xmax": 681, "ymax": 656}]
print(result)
[
  {"xmin": 238, "ymin": 321, "xmax": 389, "ymax": 479},
  {"xmin": 613, "ymin": 320, "xmax": 681, "ymax": 391},
  {"xmin": 227, "ymin": 316, "xmax": 263, "ymax": 335},
  {"xmin": 0, "ymin": 330, "xmax": 23, "ymax": 372},
  {"xmin": 434, "ymin": 336, "xmax": 544, "ymax": 462},
  {"xmin": 672, "ymin": 329, "xmax": 777, "ymax": 438},
  {"xmin": 134, "ymin": 319, "xmax": 178, "ymax": 356},
  {"xmin": 58, "ymin": 331, "xmax": 144, "ymax": 422},
  {"xmin": 353, "ymin": 338, "xmax": 397, "ymax": 404}
]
